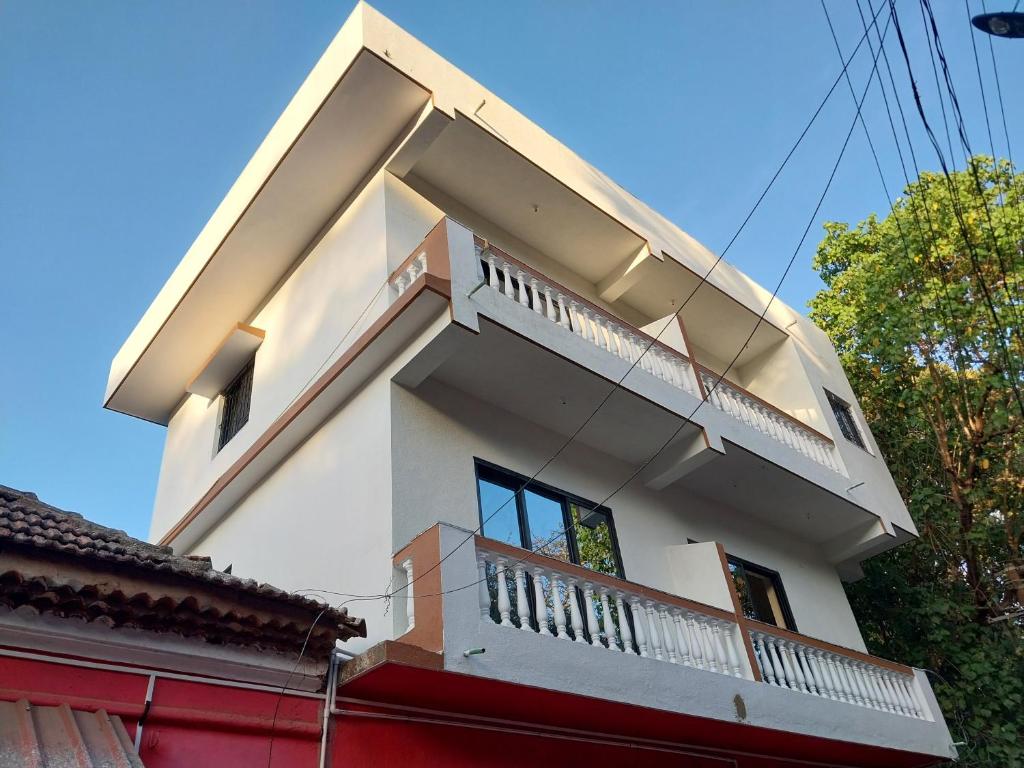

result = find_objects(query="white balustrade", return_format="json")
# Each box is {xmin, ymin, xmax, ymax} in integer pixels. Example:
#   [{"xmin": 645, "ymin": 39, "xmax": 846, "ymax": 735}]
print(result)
[
  {"xmin": 699, "ymin": 370, "xmax": 843, "ymax": 474},
  {"xmin": 476, "ymin": 542, "xmax": 750, "ymax": 680},
  {"xmin": 392, "ymin": 252, "xmax": 429, "ymax": 296},
  {"xmin": 749, "ymin": 629, "xmax": 926, "ymax": 719},
  {"xmin": 477, "ymin": 245, "xmax": 699, "ymax": 398}
]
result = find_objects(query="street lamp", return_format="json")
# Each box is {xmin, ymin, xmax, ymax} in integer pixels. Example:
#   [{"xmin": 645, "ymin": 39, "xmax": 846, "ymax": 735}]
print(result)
[{"xmin": 971, "ymin": 7, "xmax": 1024, "ymax": 37}]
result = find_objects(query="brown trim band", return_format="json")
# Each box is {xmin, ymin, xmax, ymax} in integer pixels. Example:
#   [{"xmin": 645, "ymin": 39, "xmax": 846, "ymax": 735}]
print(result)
[
  {"xmin": 159, "ymin": 274, "xmax": 451, "ymax": 547},
  {"xmin": 740, "ymin": 618, "xmax": 913, "ymax": 675}
]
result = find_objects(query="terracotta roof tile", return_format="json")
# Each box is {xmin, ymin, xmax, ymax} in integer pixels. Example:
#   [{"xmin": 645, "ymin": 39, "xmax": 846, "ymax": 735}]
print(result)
[{"xmin": 0, "ymin": 485, "xmax": 365, "ymax": 655}]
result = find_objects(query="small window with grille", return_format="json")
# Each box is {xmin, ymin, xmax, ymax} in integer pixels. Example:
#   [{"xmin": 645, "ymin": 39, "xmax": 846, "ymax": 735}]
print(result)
[
  {"xmin": 218, "ymin": 358, "xmax": 255, "ymax": 451},
  {"xmin": 825, "ymin": 389, "xmax": 866, "ymax": 450}
]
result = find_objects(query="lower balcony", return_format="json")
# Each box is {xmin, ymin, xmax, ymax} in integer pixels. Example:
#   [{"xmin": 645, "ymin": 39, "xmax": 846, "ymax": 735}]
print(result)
[{"xmin": 368, "ymin": 524, "xmax": 957, "ymax": 767}]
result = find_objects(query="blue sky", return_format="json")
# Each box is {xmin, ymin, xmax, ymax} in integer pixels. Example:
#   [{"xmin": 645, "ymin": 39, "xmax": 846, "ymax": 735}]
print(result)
[{"xmin": 1, "ymin": 1, "xmax": 1020, "ymax": 538}]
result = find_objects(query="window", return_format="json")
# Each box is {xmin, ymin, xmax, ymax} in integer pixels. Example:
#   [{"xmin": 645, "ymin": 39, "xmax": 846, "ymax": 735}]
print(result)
[
  {"xmin": 728, "ymin": 555, "xmax": 796, "ymax": 630},
  {"xmin": 825, "ymin": 389, "xmax": 866, "ymax": 449},
  {"xmin": 218, "ymin": 358, "xmax": 254, "ymax": 450},
  {"xmin": 475, "ymin": 461, "xmax": 624, "ymax": 578}
]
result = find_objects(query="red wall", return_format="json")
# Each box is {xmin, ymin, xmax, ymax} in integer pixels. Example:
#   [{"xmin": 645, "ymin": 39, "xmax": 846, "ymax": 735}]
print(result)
[{"xmin": 0, "ymin": 655, "xmax": 322, "ymax": 768}]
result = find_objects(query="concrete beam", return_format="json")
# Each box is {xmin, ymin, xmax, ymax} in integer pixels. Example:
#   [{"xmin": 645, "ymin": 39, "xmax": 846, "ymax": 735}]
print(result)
[
  {"xmin": 597, "ymin": 245, "xmax": 656, "ymax": 303},
  {"xmin": 641, "ymin": 429, "xmax": 723, "ymax": 491}
]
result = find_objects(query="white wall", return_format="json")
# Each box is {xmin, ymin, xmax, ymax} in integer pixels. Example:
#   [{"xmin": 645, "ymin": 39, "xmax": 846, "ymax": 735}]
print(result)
[
  {"xmin": 391, "ymin": 377, "xmax": 867, "ymax": 651},
  {"xmin": 188, "ymin": 374, "xmax": 395, "ymax": 654},
  {"xmin": 149, "ymin": 171, "xmax": 444, "ymax": 544}
]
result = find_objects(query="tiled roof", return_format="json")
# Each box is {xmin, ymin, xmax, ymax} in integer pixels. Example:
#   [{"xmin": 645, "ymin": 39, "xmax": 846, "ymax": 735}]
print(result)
[
  {"xmin": 0, "ymin": 699, "xmax": 144, "ymax": 768},
  {"xmin": 0, "ymin": 485, "xmax": 365, "ymax": 655}
]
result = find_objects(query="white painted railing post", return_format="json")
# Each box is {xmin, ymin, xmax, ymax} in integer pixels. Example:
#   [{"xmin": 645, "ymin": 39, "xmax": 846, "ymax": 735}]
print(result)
[
  {"xmin": 495, "ymin": 558, "xmax": 513, "ymax": 627},
  {"xmin": 599, "ymin": 588, "xmax": 618, "ymax": 651},
  {"xmin": 551, "ymin": 575, "xmax": 569, "ymax": 639},
  {"xmin": 583, "ymin": 583, "xmax": 602, "ymax": 647},
  {"xmin": 615, "ymin": 593, "xmax": 634, "ymax": 654},
  {"xmin": 532, "ymin": 567, "xmax": 551, "ymax": 636},
  {"xmin": 645, "ymin": 602, "xmax": 664, "ymax": 661},
  {"xmin": 629, "ymin": 599, "xmax": 648, "ymax": 657},
  {"xmin": 514, "ymin": 564, "xmax": 532, "ymax": 631},
  {"xmin": 401, "ymin": 558, "xmax": 415, "ymax": 631},
  {"xmin": 567, "ymin": 579, "xmax": 587, "ymax": 643}
]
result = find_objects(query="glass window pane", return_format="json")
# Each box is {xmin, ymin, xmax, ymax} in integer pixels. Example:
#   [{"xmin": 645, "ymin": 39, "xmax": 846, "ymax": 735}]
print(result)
[
  {"xmin": 523, "ymin": 488, "xmax": 570, "ymax": 562},
  {"xmin": 478, "ymin": 477, "xmax": 521, "ymax": 547},
  {"xmin": 570, "ymin": 504, "xmax": 621, "ymax": 576}
]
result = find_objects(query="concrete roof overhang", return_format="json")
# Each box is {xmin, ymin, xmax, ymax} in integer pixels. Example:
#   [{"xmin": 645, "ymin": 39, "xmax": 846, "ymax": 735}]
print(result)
[{"xmin": 104, "ymin": 49, "xmax": 431, "ymax": 424}]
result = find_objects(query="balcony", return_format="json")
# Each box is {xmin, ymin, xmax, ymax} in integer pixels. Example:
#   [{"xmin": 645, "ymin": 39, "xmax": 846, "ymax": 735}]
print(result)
[
  {"xmin": 371, "ymin": 524, "xmax": 955, "ymax": 765},
  {"xmin": 386, "ymin": 218, "xmax": 896, "ymax": 563}
]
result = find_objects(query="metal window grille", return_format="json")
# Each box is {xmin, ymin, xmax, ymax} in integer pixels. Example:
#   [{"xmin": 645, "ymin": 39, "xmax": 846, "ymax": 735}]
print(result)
[
  {"xmin": 218, "ymin": 359, "xmax": 254, "ymax": 450},
  {"xmin": 826, "ymin": 390, "xmax": 866, "ymax": 449}
]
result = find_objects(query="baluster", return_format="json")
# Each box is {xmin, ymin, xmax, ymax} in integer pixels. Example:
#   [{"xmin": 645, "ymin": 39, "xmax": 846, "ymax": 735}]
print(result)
[
  {"xmin": 879, "ymin": 672, "xmax": 900, "ymax": 713},
  {"xmin": 556, "ymin": 294, "xmax": 571, "ymax": 329},
  {"xmin": 532, "ymin": 567, "xmax": 550, "ymax": 635},
  {"xmin": 514, "ymin": 564, "xmax": 532, "ymax": 631},
  {"xmin": 754, "ymin": 634, "xmax": 776, "ymax": 684},
  {"xmin": 802, "ymin": 649, "xmax": 825, "ymax": 696},
  {"xmin": 853, "ymin": 662, "xmax": 876, "ymax": 709},
  {"xmin": 500, "ymin": 262, "xmax": 514, "ymax": 298},
  {"xmin": 415, "ymin": 253, "xmax": 428, "ymax": 278},
  {"xmin": 672, "ymin": 611, "xmax": 692, "ymax": 666},
  {"xmin": 644, "ymin": 602, "xmax": 664, "ymax": 661},
  {"xmin": 836, "ymin": 657, "xmax": 862, "ymax": 705},
  {"xmin": 686, "ymin": 614, "xmax": 706, "ymax": 670},
  {"xmin": 583, "ymin": 583, "xmax": 602, "ymax": 647},
  {"xmin": 890, "ymin": 674, "xmax": 911, "ymax": 715},
  {"xmin": 477, "ymin": 555, "xmax": 491, "ymax": 621},
  {"xmin": 861, "ymin": 665, "xmax": 884, "ymax": 710},
  {"xmin": 567, "ymin": 579, "xmax": 586, "ymax": 643},
  {"xmin": 784, "ymin": 643, "xmax": 807, "ymax": 692},
  {"xmin": 495, "ymin": 559, "xmax": 513, "ymax": 627},
  {"xmin": 515, "ymin": 271, "xmax": 530, "ymax": 306},
  {"xmin": 599, "ymin": 588, "xmax": 619, "ymax": 651},
  {"xmin": 898, "ymin": 676, "xmax": 922, "ymax": 718},
  {"xmin": 795, "ymin": 646, "xmax": 817, "ymax": 694},
  {"xmin": 769, "ymin": 637, "xmax": 793, "ymax": 689},
  {"xmin": 395, "ymin": 274, "xmax": 408, "ymax": 296},
  {"xmin": 551, "ymin": 575, "xmax": 569, "ymax": 639},
  {"xmin": 629, "ymin": 598, "xmax": 648, "ymax": 657},
  {"xmin": 544, "ymin": 287, "xmax": 557, "ymax": 322},
  {"xmin": 658, "ymin": 608, "xmax": 678, "ymax": 663},
  {"xmin": 593, "ymin": 315, "xmax": 610, "ymax": 352},
  {"xmin": 825, "ymin": 655, "xmax": 849, "ymax": 702},
  {"xmin": 401, "ymin": 558, "xmax": 415, "ymax": 631},
  {"xmin": 529, "ymin": 278, "xmax": 543, "ymax": 313},
  {"xmin": 720, "ymin": 622, "xmax": 744, "ymax": 677},
  {"xmin": 698, "ymin": 617, "xmax": 720, "ymax": 673},
  {"xmin": 813, "ymin": 650, "xmax": 838, "ymax": 700},
  {"xmin": 578, "ymin": 306, "xmax": 594, "ymax": 343},
  {"xmin": 615, "ymin": 593, "xmax": 635, "ymax": 654},
  {"xmin": 486, "ymin": 254, "xmax": 499, "ymax": 289},
  {"xmin": 710, "ymin": 622, "xmax": 730, "ymax": 675}
]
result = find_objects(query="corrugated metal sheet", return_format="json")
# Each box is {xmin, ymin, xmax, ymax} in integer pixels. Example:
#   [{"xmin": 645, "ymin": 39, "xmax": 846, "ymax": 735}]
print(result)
[{"xmin": 0, "ymin": 700, "xmax": 144, "ymax": 768}]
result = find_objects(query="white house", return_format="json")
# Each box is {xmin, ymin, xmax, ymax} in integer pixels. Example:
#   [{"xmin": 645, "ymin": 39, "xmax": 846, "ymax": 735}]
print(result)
[{"xmin": 105, "ymin": 4, "xmax": 956, "ymax": 765}]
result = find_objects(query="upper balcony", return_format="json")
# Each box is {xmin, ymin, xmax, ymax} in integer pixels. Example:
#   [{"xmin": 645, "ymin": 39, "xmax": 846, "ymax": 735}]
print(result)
[
  {"xmin": 344, "ymin": 523, "xmax": 956, "ymax": 766},
  {"xmin": 387, "ymin": 217, "xmax": 901, "ymax": 566}
]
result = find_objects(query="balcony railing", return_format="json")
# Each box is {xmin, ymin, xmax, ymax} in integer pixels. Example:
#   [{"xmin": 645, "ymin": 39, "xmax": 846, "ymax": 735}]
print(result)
[
  {"xmin": 746, "ymin": 622, "xmax": 928, "ymax": 720},
  {"xmin": 475, "ymin": 240, "xmax": 701, "ymax": 398},
  {"xmin": 466, "ymin": 234, "xmax": 841, "ymax": 475},
  {"xmin": 696, "ymin": 367, "xmax": 841, "ymax": 473},
  {"xmin": 475, "ymin": 537, "xmax": 751, "ymax": 679}
]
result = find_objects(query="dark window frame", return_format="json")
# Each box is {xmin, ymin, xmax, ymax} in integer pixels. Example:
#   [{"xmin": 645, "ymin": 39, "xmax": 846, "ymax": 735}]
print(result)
[
  {"xmin": 727, "ymin": 554, "xmax": 797, "ymax": 631},
  {"xmin": 217, "ymin": 357, "xmax": 255, "ymax": 451},
  {"xmin": 473, "ymin": 458, "xmax": 626, "ymax": 580},
  {"xmin": 825, "ymin": 389, "xmax": 867, "ymax": 450}
]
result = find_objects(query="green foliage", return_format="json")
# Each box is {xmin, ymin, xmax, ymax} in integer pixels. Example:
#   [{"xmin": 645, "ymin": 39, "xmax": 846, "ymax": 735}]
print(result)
[{"xmin": 810, "ymin": 157, "xmax": 1024, "ymax": 767}]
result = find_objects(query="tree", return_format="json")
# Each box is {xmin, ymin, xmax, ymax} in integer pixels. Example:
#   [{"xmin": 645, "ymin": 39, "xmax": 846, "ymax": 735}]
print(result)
[{"xmin": 810, "ymin": 156, "xmax": 1024, "ymax": 767}]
